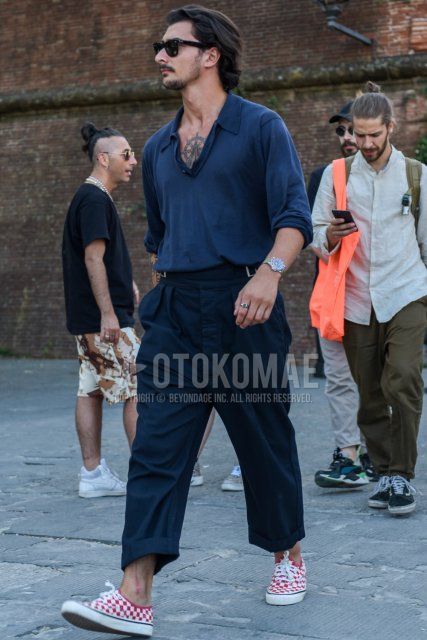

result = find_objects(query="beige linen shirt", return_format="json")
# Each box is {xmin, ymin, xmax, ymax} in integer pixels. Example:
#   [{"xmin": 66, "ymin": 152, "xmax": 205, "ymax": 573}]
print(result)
[{"xmin": 311, "ymin": 147, "xmax": 427, "ymax": 325}]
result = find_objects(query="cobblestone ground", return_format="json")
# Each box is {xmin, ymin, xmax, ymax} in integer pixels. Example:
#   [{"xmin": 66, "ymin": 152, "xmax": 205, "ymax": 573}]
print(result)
[{"xmin": 1, "ymin": 358, "xmax": 426, "ymax": 640}]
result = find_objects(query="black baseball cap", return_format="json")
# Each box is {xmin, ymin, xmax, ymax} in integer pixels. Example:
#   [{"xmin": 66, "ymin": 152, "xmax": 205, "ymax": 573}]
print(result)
[{"xmin": 329, "ymin": 101, "xmax": 353, "ymax": 124}]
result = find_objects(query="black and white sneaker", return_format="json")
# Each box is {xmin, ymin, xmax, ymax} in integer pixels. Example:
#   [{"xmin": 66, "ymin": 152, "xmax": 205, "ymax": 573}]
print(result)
[
  {"xmin": 368, "ymin": 476, "xmax": 390, "ymax": 509},
  {"xmin": 388, "ymin": 475, "xmax": 416, "ymax": 516}
]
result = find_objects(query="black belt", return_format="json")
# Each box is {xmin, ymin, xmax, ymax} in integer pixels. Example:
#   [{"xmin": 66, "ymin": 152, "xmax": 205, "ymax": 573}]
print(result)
[{"xmin": 158, "ymin": 263, "xmax": 259, "ymax": 282}]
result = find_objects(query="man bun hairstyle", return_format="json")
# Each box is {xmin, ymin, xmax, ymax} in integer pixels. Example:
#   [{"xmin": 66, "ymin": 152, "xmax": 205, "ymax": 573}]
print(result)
[
  {"xmin": 81, "ymin": 122, "xmax": 123, "ymax": 162},
  {"xmin": 351, "ymin": 81, "xmax": 395, "ymax": 125},
  {"xmin": 166, "ymin": 4, "xmax": 242, "ymax": 91}
]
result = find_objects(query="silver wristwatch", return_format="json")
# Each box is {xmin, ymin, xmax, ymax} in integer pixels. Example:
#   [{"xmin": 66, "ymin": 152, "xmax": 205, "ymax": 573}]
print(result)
[{"xmin": 262, "ymin": 256, "xmax": 286, "ymax": 274}]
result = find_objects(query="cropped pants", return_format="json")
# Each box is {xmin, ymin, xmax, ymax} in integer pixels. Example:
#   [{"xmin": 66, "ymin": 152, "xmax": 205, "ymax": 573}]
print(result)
[{"xmin": 121, "ymin": 264, "xmax": 305, "ymax": 573}]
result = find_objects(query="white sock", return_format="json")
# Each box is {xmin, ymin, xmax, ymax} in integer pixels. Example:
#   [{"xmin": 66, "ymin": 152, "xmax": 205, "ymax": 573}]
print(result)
[{"xmin": 81, "ymin": 464, "xmax": 101, "ymax": 477}]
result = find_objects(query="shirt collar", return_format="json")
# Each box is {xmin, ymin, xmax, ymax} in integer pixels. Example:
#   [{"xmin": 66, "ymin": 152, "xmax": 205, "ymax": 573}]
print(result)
[
  {"xmin": 160, "ymin": 107, "xmax": 184, "ymax": 152},
  {"xmin": 355, "ymin": 145, "xmax": 400, "ymax": 174},
  {"xmin": 160, "ymin": 92, "xmax": 242, "ymax": 151},
  {"xmin": 216, "ymin": 92, "xmax": 242, "ymax": 134}
]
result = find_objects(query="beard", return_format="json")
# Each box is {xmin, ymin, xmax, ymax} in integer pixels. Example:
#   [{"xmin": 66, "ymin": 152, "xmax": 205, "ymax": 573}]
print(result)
[
  {"xmin": 163, "ymin": 78, "xmax": 186, "ymax": 91},
  {"xmin": 161, "ymin": 53, "xmax": 202, "ymax": 91},
  {"xmin": 340, "ymin": 141, "xmax": 358, "ymax": 158},
  {"xmin": 361, "ymin": 136, "xmax": 389, "ymax": 164}
]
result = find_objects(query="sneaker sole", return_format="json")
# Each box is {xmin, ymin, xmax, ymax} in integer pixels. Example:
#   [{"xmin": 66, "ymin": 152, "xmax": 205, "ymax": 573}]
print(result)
[
  {"xmin": 368, "ymin": 499, "xmax": 388, "ymax": 509},
  {"xmin": 61, "ymin": 601, "xmax": 153, "ymax": 637},
  {"xmin": 266, "ymin": 590, "xmax": 306, "ymax": 606},
  {"xmin": 388, "ymin": 502, "xmax": 416, "ymax": 515},
  {"xmin": 190, "ymin": 477, "xmax": 204, "ymax": 487},
  {"xmin": 315, "ymin": 475, "xmax": 368, "ymax": 489},
  {"xmin": 78, "ymin": 490, "xmax": 127, "ymax": 498},
  {"xmin": 221, "ymin": 483, "xmax": 244, "ymax": 491}
]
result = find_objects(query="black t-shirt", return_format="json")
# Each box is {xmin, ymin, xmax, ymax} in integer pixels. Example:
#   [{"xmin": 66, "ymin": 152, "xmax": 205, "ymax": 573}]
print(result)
[
  {"xmin": 307, "ymin": 165, "xmax": 327, "ymax": 280},
  {"xmin": 307, "ymin": 165, "xmax": 326, "ymax": 211},
  {"xmin": 62, "ymin": 183, "xmax": 135, "ymax": 335}
]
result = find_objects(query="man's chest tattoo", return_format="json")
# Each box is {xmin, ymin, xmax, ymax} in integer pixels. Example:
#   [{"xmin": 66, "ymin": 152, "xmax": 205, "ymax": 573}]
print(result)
[{"xmin": 181, "ymin": 133, "xmax": 206, "ymax": 169}]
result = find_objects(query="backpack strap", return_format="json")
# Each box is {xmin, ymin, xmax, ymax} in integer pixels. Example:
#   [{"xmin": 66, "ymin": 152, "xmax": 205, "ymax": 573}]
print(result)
[
  {"xmin": 405, "ymin": 157, "xmax": 422, "ymax": 230},
  {"xmin": 344, "ymin": 155, "xmax": 356, "ymax": 183}
]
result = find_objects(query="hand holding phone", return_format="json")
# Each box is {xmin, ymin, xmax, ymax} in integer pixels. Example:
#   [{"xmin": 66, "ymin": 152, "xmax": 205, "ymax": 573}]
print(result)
[
  {"xmin": 332, "ymin": 209, "xmax": 357, "ymax": 226},
  {"xmin": 327, "ymin": 209, "xmax": 358, "ymax": 250}
]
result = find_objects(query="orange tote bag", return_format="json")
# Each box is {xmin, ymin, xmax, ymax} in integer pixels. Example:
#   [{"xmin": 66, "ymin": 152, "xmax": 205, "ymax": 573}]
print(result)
[{"xmin": 309, "ymin": 158, "xmax": 360, "ymax": 341}]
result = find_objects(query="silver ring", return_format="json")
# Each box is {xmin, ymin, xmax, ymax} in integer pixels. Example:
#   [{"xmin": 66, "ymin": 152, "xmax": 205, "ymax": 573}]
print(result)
[{"xmin": 240, "ymin": 302, "xmax": 250, "ymax": 309}]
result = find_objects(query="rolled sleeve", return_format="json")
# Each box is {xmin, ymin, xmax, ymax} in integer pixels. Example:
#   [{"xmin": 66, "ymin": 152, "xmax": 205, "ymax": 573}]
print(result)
[{"xmin": 260, "ymin": 115, "xmax": 313, "ymax": 248}]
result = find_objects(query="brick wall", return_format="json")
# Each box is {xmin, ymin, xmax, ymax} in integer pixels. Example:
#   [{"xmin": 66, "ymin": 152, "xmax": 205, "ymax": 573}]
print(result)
[
  {"xmin": 2, "ymin": 0, "xmax": 426, "ymax": 94},
  {"xmin": 1, "ymin": 0, "xmax": 426, "ymax": 360}
]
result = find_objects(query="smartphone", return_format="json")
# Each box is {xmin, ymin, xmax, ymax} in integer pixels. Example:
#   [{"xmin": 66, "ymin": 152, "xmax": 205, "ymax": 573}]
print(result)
[{"xmin": 332, "ymin": 209, "xmax": 357, "ymax": 226}]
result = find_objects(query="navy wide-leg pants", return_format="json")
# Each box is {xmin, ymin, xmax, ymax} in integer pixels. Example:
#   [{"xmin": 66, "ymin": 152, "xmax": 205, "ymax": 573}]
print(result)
[{"xmin": 122, "ymin": 265, "xmax": 305, "ymax": 573}]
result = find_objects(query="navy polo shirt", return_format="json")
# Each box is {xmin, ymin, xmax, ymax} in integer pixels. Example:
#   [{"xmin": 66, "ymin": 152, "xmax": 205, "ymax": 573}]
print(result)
[{"xmin": 143, "ymin": 92, "xmax": 312, "ymax": 271}]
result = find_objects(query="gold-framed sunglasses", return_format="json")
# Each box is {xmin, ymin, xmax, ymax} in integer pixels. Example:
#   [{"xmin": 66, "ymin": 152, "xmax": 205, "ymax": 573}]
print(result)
[{"xmin": 99, "ymin": 149, "xmax": 135, "ymax": 161}]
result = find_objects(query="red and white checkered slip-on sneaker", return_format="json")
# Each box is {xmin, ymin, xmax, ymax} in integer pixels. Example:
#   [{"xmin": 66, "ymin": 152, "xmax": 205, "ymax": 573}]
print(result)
[
  {"xmin": 61, "ymin": 581, "xmax": 153, "ymax": 637},
  {"xmin": 266, "ymin": 552, "xmax": 307, "ymax": 605}
]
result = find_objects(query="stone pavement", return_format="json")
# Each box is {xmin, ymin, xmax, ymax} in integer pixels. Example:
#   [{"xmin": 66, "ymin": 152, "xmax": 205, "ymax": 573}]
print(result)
[{"xmin": 0, "ymin": 358, "xmax": 426, "ymax": 640}]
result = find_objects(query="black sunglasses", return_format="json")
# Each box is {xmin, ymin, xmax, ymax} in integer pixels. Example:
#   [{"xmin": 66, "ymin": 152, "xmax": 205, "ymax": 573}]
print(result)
[
  {"xmin": 336, "ymin": 125, "xmax": 354, "ymax": 137},
  {"xmin": 153, "ymin": 38, "xmax": 207, "ymax": 57}
]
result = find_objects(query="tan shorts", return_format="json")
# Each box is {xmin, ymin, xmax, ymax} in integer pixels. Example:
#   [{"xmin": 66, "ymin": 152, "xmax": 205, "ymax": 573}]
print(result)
[{"xmin": 76, "ymin": 327, "xmax": 140, "ymax": 404}]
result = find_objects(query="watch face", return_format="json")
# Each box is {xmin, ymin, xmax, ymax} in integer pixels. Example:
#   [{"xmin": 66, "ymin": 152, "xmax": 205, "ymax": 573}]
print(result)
[{"xmin": 270, "ymin": 257, "xmax": 285, "ymax": 272}]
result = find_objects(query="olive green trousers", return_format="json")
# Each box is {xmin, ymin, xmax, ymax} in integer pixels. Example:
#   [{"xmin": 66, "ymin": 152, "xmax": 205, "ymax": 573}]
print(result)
[{"xmin": 343, "ymin": 297, "xmax": 427, "ymax": 479}]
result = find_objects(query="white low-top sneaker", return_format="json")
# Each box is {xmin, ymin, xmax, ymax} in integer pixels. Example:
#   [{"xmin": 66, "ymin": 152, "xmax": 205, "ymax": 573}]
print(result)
[
  {"xmin": 78, "ymin": 459, "xmax": 127, "ymax": 498},
  {"xmin": 190, "ymin": 461, "xmax": 204, "ymax": 487},
  {"xmin": 221, "ymin": 465, "xmax": 244, "ymax": 491}
]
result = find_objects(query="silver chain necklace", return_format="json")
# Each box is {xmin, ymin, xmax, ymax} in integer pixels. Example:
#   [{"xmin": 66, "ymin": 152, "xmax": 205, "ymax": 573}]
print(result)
[{"xmin": 85, "ymin": 176, "xmax": 114, "ymax": 202}]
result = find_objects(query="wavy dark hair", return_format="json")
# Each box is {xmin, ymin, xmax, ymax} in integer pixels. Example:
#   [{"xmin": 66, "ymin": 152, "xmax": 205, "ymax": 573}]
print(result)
[
  {"xmin": 81, "ymin": 122, "xmax": 123, "ymax": 162},
  {"xmin": 166, "ymin": 5, "xmax": 242, "ymax": 91}
]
